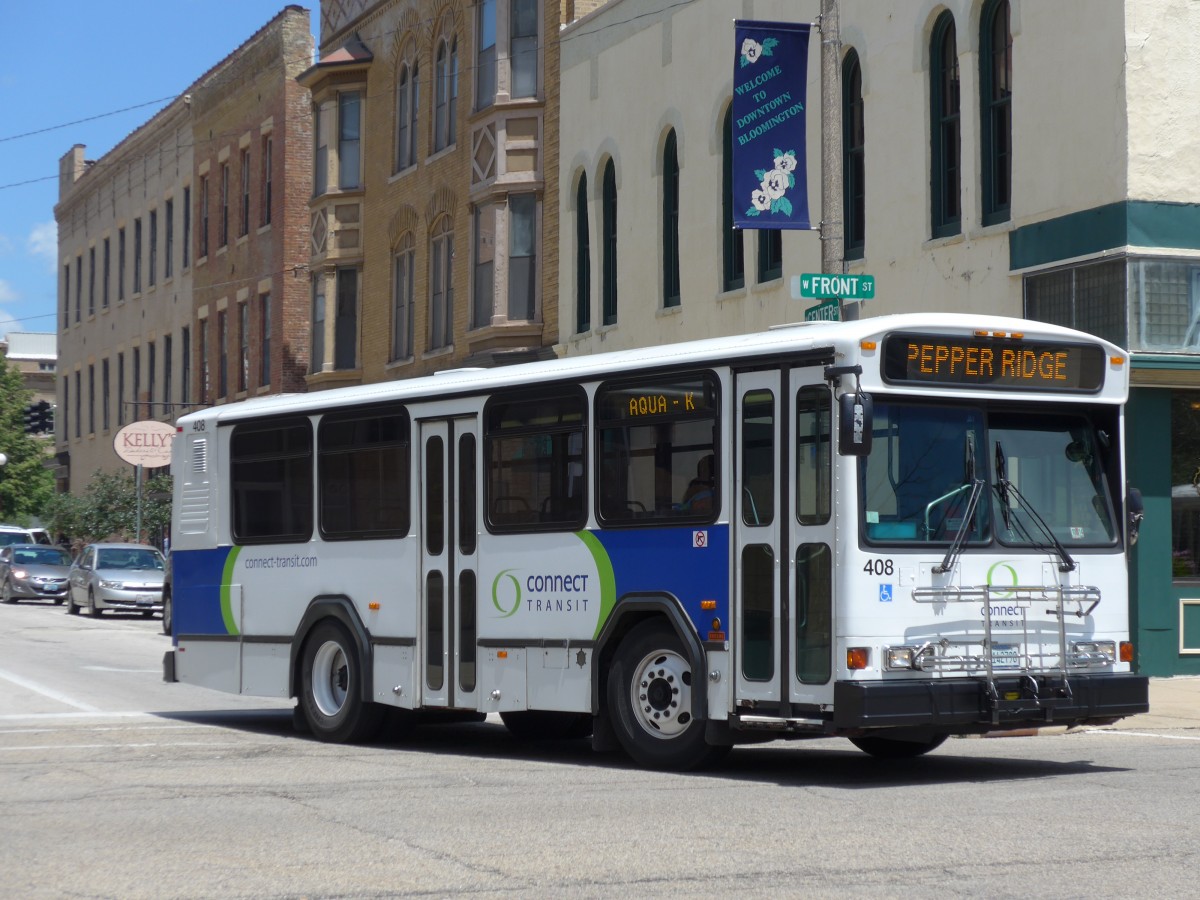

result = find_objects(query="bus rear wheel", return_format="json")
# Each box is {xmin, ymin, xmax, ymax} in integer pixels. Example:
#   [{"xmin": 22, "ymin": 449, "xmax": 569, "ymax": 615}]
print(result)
[
  {"xmin": 606, "ymin": 621, "xmax": 726, "ymax": 771},
  {"xmin": 849, "ymin": 734, "xmax": 948, "ymax": 759},
  {"xmin": 299, "ymin": 620, "xmax": 382, "ymax": 744}
]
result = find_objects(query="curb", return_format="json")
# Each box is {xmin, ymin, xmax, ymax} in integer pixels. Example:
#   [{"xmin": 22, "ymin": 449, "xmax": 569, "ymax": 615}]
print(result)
[{"xmin": 958, "ymin": 725, "xmax": 1072, "ymax": 739}]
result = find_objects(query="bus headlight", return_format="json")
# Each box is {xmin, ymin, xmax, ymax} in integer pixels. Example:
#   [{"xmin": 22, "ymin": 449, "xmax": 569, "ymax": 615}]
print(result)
[
  {"xmin": 884, "ymin": 645, "xmax": 934, "ymax": 671},
  {"xmin": 1071, "ymin": 641, "xmax": 1116, "ymax": 663},
  {"xmin": 885, "ymin": 646, "xmax": 915, "ymax": 670}
]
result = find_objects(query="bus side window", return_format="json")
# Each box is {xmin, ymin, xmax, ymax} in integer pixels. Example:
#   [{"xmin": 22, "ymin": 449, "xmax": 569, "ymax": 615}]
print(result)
[
  {"xmin": 484, "ymin": 388, "xmax": 587, "ymax": 533},
  {"xmin": 595, "ymin": 372, "xmax": 720, "ymax": 528}
]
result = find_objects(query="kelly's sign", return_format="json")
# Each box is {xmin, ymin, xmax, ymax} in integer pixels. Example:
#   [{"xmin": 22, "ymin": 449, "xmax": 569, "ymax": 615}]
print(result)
[
  {"xmin": 732, "ymin": 20, "xmax": 812, "ymax": 230},
  {"xmin": 114, "ymin": 420, "xmax": 176, "ymax": 467}
]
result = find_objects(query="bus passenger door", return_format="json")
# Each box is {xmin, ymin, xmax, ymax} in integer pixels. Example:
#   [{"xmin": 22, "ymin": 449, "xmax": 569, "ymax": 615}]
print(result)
[
  {"xmin": 734, "ymin": 372, "xmax": 783, "ymax": 706},
  {"xmin": 418, "ymin": 417, "xmax": 481, "ymax": 711},
  {"xmin": 787, "ymin": 373, "xmax": 836, "ymax": 711},
  {"xmin": 735, "ymin": 368, "xmax": 836, "ymax": 715}
]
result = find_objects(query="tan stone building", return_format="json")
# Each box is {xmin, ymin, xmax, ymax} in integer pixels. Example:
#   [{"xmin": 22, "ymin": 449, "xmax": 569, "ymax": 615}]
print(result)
[
  {"xmin": 54, "ymin": 7, "xmax": 314, "ymax": 493},
  {"xmin": 299, "ymin": 0, "xmax": 603, "ymax": 387}
]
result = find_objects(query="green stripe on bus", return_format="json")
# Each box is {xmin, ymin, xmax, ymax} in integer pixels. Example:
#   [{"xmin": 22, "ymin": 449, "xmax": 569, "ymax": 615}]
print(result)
[
  {"xmin": 577, "ymin": 531, "xmax": 616, "ymax": 640},
  {"xmin": 220, "ymin": 546, "xmax": 242, "ymax": 636}
]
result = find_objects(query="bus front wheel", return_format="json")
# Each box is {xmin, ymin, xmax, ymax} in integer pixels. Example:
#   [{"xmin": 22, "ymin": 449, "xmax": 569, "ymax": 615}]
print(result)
[
  {"xmin": 849, "ymin": 734, "xmax": 948, "ymax": 759},
  {"xmin": 606, "ymin": 621, "xmax": 726, "ymax": 771},
  {"xmin": 299, "ymin": 620, "xmax": 382, "ymax": 744}
]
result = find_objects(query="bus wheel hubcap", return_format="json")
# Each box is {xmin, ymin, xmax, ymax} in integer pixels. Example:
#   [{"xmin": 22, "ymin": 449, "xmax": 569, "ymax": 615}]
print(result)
[
  {"xmin": 312, "ymin": 641, "xmax": 349, "ymax": 717},
  {"xmin": 630, "ymin": 649, "xmax": 691, "ymax": 739}
]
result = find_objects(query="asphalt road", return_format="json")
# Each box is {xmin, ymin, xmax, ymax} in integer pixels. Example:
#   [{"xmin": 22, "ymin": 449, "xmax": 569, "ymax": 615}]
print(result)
[{"xmin": 1, "ymin": 600, "xmax": 1197, "ymax": 899}]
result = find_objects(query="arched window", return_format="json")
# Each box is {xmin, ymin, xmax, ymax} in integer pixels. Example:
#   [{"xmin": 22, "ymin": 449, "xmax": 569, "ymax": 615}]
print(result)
[
  {"xmin": 663, "ymin": 130, "xmax": 680, "ymax": 308},
  {"xmin": 392, "ymin": 233, "xmax": 415, "ymax": 360},
  {"xmin": 576, "ymin": 174, "xmax": 591, "ymax": 333},
  {"xmin": 435, "ymin": 37, "xmax": 458, "ymax": 152},
  {"xmin": 842, "ymin": 49, "xmax": 865, "ymax": 259},
  {"xmin": 602, "ymin": 160, "xmax": 618, "ymax": 326},
  {"xmin": 395, "ymin": 61, "xmax": 419, "ymax": 171},
  {"xmin": 721, "ymin": 107, "xmax": 744, "ymax": 292},
  {"xmin": 980, "ymin": 0, "xmax": 1012, "ymax": 225},
  {"xmin": 930, "ymin": 11, "xmax": 960, "ymax": 237},
  {"xmin": 429, "ymin": 217, "xmax": 454, "ymax": 350}
]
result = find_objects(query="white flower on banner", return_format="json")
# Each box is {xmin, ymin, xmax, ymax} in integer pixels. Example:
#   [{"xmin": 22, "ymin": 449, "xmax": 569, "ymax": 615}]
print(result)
[{"xmin": 744, "ymin": 149, "xmax": 798, "ymax": 219}]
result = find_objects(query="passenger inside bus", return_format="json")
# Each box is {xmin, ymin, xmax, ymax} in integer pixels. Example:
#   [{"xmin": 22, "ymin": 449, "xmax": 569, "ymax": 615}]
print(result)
[{"xmin": 681, "ymin": 454, "xmax": 715, "ymax": 512}]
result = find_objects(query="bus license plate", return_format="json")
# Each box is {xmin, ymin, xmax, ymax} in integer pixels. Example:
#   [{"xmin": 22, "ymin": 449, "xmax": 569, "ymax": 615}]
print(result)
[{"xmin": 991, "ymin": 644, "xmax": 1021, "ymax": 668}]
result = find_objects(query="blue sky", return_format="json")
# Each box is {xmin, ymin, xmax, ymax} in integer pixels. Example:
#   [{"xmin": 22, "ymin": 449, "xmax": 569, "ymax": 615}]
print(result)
[{"xmin": 0, "ymin": 2, "xmax": 319, "ymax": 343}]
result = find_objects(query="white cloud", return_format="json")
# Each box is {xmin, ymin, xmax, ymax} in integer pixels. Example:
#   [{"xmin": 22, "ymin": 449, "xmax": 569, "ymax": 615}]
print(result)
[
  {"xmin": 27, "ymin": 221, "xmax": 57, "ymax": 272},
  {"xmin": 0, "ymin": 278, "xmax": 16, "ymax": 303},
  {"xmin": 0, "ymin": 234, "xmax": 13, "ymax": 256}
]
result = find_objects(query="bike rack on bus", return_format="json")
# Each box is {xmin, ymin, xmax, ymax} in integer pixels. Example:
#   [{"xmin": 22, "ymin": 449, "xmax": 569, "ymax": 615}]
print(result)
[{"xmin": 910, "ymin": 583, "xmax": 1105, "ymax": 724}]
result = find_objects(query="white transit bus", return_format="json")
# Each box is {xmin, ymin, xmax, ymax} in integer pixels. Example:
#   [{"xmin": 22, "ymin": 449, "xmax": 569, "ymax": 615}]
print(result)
[{"xmin": 163, "ymin": 313, "xmax": 1149, "ymax": 769}]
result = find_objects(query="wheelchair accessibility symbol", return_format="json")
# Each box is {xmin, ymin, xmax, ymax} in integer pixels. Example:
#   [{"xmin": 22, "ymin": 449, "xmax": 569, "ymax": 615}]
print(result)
[{"xmin": 879, "ymin": 584, "xmax": 893, "ymax": 603}]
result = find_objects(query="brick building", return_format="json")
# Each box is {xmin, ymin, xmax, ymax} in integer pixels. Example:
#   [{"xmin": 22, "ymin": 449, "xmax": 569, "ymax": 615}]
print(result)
[
  {"xmin": 54, "ymin": 7, "xmax": 313, "ymax": 493},
  {"xmin": 191, "ymin": 6, "xmax": 314, "ymax": 405},
  {"xmin": 298, "ymin": 0, "xmax": 605, "ymax": 388}
]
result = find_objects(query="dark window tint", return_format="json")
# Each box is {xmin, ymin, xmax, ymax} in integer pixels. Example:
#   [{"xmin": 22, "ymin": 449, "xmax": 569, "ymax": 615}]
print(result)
[
  {"xmin": 231, "ymin": 418, "xmax": 313, "ymax": 543},
  {"xmin": 319, "ymin": 407, "xmax": 410, "ymax": 540},
  {"xmin": 486, "ymin": 390, "xmax": 586, "ymax": 531},
  {"xmin": 596, "ymin": 372, "xmax": 719, "ymax": 526}
]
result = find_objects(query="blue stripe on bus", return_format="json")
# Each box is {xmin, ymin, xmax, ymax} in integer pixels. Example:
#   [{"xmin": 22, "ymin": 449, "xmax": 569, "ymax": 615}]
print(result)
[
  {"xmin": 587, "ymin": 525, "xmax": 730, "ymax": 636},
  {"xmin": 173, "ymin": 547, "xmax": 236, "ymax": 636}
]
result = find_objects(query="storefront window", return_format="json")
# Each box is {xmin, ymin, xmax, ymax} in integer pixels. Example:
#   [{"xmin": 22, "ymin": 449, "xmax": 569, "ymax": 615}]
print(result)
[{"xmin": 1171, "ymin": 391, "xmax": 1200, "ymax": 579}]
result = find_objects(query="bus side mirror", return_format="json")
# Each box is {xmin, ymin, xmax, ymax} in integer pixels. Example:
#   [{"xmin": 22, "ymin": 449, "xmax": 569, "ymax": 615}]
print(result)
[
  {"xmin": 1127, "ymin": 487, "xmax": 1144, "ymax": 546},
  {"xmin": 838, "ymin": 391, "xmax": 873, "ymax": 457}
]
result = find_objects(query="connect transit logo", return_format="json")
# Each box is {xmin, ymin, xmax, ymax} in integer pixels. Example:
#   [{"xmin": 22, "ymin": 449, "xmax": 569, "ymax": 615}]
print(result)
[
  {"xmin": 492, "ymin": 569, "xmax": 521, "ymax": 618},
  {"xmin": 987, "ymin": 561, "xmax": 1019, "ymax": 598}
]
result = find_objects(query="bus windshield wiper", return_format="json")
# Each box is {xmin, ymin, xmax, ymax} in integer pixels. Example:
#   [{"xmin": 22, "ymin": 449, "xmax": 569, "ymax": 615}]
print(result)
[
  {"xmin": 933, "ymin": 478, "xmax": 984, "ymax": 574},
  {"xmin": 993, "ymin": 440, "xmax": 1076, "ymax": 573}
]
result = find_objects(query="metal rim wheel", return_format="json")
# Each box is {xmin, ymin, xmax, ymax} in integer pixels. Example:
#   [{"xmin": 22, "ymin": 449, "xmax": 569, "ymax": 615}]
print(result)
[
  {"xmin": 66, "ymin": 592, "xmax": 79, "ymax": 615},
  {"xmin": 161, "ymin": 593, "xmax": 172, "ymax": 635},
  {"xmin": 606, "ymin": 621, "xmax": 726, "ymax": 771},
  {"xmin": 310, "ymin": 638, "xmax": 350, "ymax": 719},
  {"xmin": 298, "ymin": 619, "xmax": 382, "ymax": 744},
  {"xmin": 87, "ymin": 589, "xmax": 102, "ymax": 617},
  {"xmin": 628, "ymin": 646, "xmax": 692, "ymax": 740},
  {"xmin": 1, "ymin": 579, "xmax": 15, "ymax": 604}
]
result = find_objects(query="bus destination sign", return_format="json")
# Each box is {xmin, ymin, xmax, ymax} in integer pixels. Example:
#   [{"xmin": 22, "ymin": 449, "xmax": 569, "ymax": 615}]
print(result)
[{"xmin": 881, "ymin": 332, "xmax": 1107, "ymax": 392}]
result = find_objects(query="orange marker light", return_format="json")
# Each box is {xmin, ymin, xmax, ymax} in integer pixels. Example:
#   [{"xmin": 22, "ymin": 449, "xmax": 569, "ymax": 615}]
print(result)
[
  {"xmin": 498, "ymin": 650, "xmax": 508, "ymax": 659},
  {"xmin": 368, "ymin": 602, "xmax": 380, "ymax": 611},
  {"xmin": 847, "ymin": 647, "xmax": 870, "ymax": 670},
  {"xmin": 1119, "ymin": 641, "xmax": 1134, "ymax": 663},
  {"xmin": 1111, "ymin": 356, "xmax": 1125, "ymax": 367},
  {"xmin": 700, "ymin": 599, "xmax": 717, "ymax": 611},
  {"xmin": 860, "ymin": 340, "xmax": 877, "ymax": 351}
]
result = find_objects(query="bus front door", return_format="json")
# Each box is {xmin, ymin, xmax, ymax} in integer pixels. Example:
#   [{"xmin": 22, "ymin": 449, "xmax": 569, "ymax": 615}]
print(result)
[
  {"xmin": 734, "ymin": 368, "xmax": 836, "ymax": 716},
  {"xmin": 418, "ymin": 417, "xmax": 481, "ymax": 711}
]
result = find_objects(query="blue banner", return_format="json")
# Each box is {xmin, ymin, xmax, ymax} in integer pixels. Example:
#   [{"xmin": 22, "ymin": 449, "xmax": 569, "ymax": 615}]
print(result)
[{"xmin": 732, "ymin": 20, "xmax": 812, "ymax": 230}]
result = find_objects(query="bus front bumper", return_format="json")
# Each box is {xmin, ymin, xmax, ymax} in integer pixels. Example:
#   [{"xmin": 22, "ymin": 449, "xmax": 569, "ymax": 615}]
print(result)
[{"xmin": 832, "ymin": 673, "xmax": 1150, "ymax": 732}]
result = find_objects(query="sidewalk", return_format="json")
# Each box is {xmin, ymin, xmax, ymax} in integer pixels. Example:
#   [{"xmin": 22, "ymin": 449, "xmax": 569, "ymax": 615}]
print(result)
[{"xmin": 1110, "ymin": 675, "xmax": 1200, "ymax": 731}]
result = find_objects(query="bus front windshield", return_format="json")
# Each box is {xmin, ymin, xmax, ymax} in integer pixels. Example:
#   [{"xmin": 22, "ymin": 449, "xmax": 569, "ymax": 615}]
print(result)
[{"xmin": 861, "ymin": 401, "xmax": 1117, "ymax": 548}]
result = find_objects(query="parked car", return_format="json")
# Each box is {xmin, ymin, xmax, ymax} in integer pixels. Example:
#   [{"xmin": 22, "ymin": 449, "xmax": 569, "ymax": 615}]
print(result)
[
  {"xmin": 0, "ymin": 543, "xmax": 73, "ymax": 604},
  {"xmin": 67, "ymin": 543, "xmax": 166, "ymax": 618},
  {"xmin": 0, "ymin": 525, "xmax": 36, "ymax": 548},
  {"xmin": 28, "ymin": 528, "xmax": 54, "ymax": 546}
]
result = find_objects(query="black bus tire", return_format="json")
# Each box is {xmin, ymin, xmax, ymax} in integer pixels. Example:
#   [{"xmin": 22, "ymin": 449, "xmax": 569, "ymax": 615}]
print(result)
[
  {"xmin": 606, "ymin": 621, "xmax": 726, "ymax": 771},
  {"xmin": 299, "ymin": 619, "xmax": 382, "ymax": 744},
  {"xmin": 849, "ymin": 734, "xmax": 948, "ymax": 759}
]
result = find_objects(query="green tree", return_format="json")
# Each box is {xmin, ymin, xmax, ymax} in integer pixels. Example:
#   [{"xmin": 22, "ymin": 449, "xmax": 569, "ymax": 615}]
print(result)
[
  {"xmin": 42, "ymin": 469, "xmax": 172, "ymax": 548},
  {"xmin": 0, "ymin": 351, "xmax": 55, "ymax": 522}
]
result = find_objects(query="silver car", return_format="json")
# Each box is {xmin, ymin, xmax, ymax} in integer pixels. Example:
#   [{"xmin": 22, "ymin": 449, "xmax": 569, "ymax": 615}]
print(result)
[
  {"xmin": 0, "ymin": 543, "xmax": 73, "ymax": 604},
  {"xmin": 67, "ymin": 543, "xmax": 166, "ymax": 618}
]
